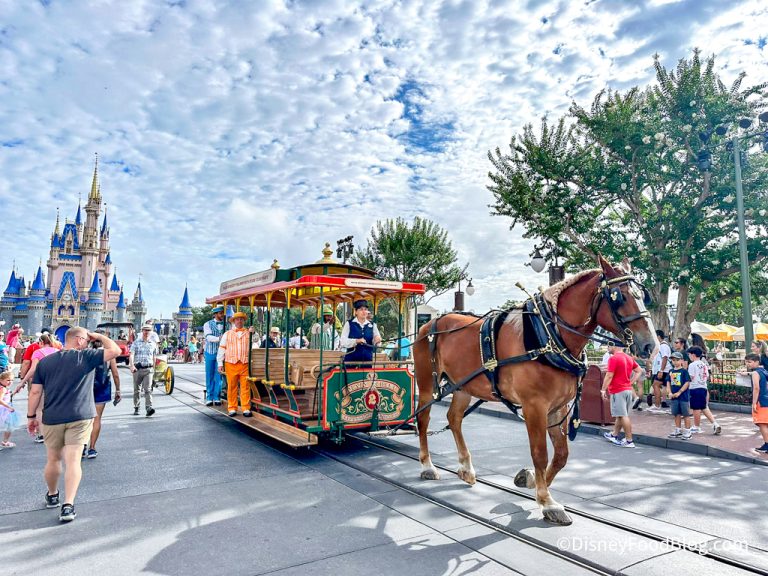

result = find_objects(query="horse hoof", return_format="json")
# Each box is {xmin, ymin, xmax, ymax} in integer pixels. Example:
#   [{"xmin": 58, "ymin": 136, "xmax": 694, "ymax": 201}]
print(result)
[
  {"xmin": 457, "ymin": 469, "xmax": 476, "ymax": 485},
  {"xmin": 514, "ymin": 469, "xmax": 535, "ymax": 489},
  {"xmin": 542, "ymin": 507, "xmax": 572, "ymax": 526},
  {"xmin": 420, "ymin": 469, "xmax": 440, "ymax": 481}
]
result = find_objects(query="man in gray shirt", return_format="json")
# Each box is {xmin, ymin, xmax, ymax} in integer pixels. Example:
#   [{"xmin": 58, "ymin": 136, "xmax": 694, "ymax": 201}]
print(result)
[{"xmin": 27, "ymin": 326, "xmax": 120, "ymax": 523}]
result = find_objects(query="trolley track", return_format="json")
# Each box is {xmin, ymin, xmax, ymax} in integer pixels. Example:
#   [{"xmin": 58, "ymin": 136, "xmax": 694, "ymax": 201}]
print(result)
[{"xmin": 166, "ymin": 370, "xmax": 767, "ymax": 575}]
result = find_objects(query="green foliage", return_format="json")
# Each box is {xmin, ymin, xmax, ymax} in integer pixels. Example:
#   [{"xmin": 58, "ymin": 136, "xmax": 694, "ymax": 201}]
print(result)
[
  {"xmin": 191, "ymin": 305, "xmax": 212, "ymax": 329},
  {"xmin": 488, "ymin": 50, "xmax": 768, "ymax": 333},
  {"xmin": 352, "ymin": 216, "xmax": 467, "ymax": 304}
]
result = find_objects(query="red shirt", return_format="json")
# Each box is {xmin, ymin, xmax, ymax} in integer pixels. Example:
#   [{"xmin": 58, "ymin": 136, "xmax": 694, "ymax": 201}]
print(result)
[
  {"xmin": 22, "ymin": 342, "xmax": 40, "ymax": 362},
  {"xmin": 606, "ymin": 351, "xmax": 639, "ymax": 394}
]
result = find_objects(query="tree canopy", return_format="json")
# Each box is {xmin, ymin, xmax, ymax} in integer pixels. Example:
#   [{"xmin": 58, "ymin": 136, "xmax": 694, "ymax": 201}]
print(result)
[
  {"xmin": 488, "ymin": 50, "xmax": 768, "ymax": 336},
  {"xmin": 352, "ymin": 216, "xmax": 466, "ymax": 305}
]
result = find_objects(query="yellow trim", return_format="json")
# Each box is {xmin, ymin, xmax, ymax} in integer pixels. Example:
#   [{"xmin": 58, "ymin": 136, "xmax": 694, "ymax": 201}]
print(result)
[
  {"xmin": 248, "ymin": 296, "xmax": 255, "ymax": 312},
  {"xmin": 285, "ymin": 289, "xmax": 292, "ymax": 308}
]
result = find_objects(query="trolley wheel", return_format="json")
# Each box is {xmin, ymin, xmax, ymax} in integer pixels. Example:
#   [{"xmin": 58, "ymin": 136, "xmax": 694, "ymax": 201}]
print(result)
[{"xmin": 164, "ymin": 366, "xmax": 175, "ymax": 395}]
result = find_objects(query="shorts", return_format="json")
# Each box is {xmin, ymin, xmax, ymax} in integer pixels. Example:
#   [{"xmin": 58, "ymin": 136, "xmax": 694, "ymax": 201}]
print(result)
[
  {"xmin": 753, "ymin": 405, "xmax": 768, "ymax": 425},
  {"xmin": 94, "ymin": 381, "xmax": 111, "ymax": 404},
  {"xmin": 690, "ymin": 388, "xmax": 708, "ymax": 410},
  {"xmin": 653, "ymin": 373, "xmax": 670, "ymax": 386},
  {"xmin": 670, "ymin": 399, "xmax": 690, "ymax": 417},
  {"xmin": 610, "ymin": 390, "xmax": 634, "ymax": 417},
  {"xmin": 42, "ymin": 419, "xmax": 94, "ymax": 451}
]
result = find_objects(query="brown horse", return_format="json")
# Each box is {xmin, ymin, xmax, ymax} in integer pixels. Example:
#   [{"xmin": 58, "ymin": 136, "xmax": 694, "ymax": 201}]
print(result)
[{"xmin": 412, "ymin": 256, "xmax": 657, "ymax": 525}]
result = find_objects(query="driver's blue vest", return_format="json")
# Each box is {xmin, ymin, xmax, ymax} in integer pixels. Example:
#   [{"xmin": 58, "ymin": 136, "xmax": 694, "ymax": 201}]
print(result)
[{"xmin": 344, "ymin": 320, "xmax": 374, "ymax": 363}]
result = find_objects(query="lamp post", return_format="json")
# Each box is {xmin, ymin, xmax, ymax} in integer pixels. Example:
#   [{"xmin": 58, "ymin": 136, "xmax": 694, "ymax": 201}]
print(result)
[
  {"xmin": 698, "ymin": 111, "xmax": 768, "ymax": 350},
  {"xmin": 336, "ymin": 236, "xmax": 354, "ymax": 263},
  {"xmin": 530, "ymin": 245, "xmax": 564, "ymax": 286},
  {"xmin": 453, "ymin": 276, "xmax": 475, "ymax": 312}
]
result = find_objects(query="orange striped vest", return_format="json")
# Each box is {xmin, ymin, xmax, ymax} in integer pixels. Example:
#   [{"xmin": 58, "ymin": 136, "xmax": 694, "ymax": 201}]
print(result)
[{"xmin": 222, "ymin": 328, "xmax": 250, "ymax": 364}]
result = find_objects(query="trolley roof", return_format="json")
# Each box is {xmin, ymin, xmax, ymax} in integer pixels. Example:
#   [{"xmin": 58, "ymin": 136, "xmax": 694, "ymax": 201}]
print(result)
[{"xmin": 206, "ymin": 245, "xmax": 426, "ymax": 310}]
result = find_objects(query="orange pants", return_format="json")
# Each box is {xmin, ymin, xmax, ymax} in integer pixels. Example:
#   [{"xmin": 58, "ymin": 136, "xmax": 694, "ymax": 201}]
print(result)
[{"xmin": 225, "ymin": 362, "xmax": 251, "ymax": 413}]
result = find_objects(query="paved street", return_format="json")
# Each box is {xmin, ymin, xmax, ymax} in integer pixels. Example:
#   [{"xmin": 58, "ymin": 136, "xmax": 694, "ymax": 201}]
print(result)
[{"xmin": 2, "ymin": 363, "xmax": 768, "ymax": 575}]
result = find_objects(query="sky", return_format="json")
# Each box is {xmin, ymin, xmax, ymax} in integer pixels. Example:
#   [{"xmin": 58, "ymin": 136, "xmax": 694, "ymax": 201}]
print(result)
[{"xmin": 0, "ymin": 0, "xmax": 766, "ymax": 320}]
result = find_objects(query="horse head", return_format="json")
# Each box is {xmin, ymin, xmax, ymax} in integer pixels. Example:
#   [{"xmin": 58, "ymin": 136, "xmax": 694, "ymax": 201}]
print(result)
[{"xmin": 594, "ymin": 255, "xmax": 658, "ymax": 358}]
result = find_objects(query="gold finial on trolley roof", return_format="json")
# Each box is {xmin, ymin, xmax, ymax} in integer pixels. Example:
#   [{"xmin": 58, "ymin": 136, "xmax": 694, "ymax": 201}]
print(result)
[
  {"xmin": 316, "ymin": 242, "xmax": 336, "ymax": 264},
  {"xmin": 271, "ymin": 259, "xmax": 280, "ymax": 270}
]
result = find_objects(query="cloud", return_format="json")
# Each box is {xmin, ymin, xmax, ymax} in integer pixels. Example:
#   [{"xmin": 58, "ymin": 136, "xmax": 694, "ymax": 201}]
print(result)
[{"xmin": 0, "ymin": 0, "xmax": 765, "ymax": 321}]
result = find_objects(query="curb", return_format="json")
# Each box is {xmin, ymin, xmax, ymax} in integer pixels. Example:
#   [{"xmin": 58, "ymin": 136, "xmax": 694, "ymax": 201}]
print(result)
[{"xmin": 436, "ymin": 399, "xmax": 768, "ymax": 467}]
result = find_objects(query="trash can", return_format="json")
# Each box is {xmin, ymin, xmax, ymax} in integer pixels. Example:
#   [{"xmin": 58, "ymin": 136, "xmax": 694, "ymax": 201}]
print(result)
[{"xmin": 580, "ymin": 365, "xmax": 613, "ymax": 425}]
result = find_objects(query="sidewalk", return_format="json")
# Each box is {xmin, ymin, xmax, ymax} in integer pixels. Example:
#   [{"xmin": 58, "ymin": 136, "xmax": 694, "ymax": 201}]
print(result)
[{"xmin": 437, "ymin": 398, "xmax": 768, "ymax": 466}]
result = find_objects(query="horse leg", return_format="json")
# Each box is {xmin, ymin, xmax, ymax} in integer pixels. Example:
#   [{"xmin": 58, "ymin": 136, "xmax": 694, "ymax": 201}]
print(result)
[
  {"xmin": 416, "ymin": 396, "xmax": 440, "ymax": 480},
  {"xmin": 523, "ymin": 405, "xmax": 572, "ymax": 526},
  {"xmin": 545, "ymin": 409, "xmax": 569, "ymax": 487},
  {"xmin": 447, "ymin": 391, "xmax": 475, "ymax": 485}
]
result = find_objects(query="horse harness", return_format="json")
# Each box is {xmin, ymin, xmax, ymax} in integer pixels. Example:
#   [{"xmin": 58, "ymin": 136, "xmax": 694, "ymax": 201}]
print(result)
[{"xmin": 419, "ymin": 272, "xmax": 650, "ymax": 439}]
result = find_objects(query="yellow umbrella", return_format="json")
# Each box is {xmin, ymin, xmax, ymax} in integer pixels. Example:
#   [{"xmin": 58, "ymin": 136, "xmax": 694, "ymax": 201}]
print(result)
[
  {"xmin": 714, "ymin": 323, "xmax": 738, "ymax": 342},
  {"xmin": 689, "ymin": 321, "xmax": 726, "ymax": 340},
  {"xmin": 730, "ymin": 323, "xmax": 768, "ymax": 342}
]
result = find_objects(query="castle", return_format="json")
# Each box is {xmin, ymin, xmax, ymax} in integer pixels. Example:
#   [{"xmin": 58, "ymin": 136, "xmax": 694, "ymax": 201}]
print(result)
[{"xmin": 0, "ymin": 157, "xmax": 147, "ymax": 342}]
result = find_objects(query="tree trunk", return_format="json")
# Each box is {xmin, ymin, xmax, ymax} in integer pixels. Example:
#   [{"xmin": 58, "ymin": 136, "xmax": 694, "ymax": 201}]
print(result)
[{"xmin": 651, "ymin": 284, "xmax": 670, "ymax": 336}]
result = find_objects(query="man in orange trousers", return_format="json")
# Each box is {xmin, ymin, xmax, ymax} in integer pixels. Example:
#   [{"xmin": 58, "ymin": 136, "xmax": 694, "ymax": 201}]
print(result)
[{"xmin": 217, "ymin": 312, "xmax": 255, "ymax": 417}]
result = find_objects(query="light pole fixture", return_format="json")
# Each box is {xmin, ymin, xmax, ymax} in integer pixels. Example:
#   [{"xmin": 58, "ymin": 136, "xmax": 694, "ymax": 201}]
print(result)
[
  {"xmin": 530, "ymin": 245, "xmax": 564, "ymax": 285},
  {"xmin": 336, "ymin": 235, "xmax": 354, "ymax": 263},
  {"xmin": 697, "ymin": 111, "xmax": 768, "ymax": 350},
  {"xmin": 530, "ymin": 248, "xmax": 546, "ymax": 273},
  {"xmin": 466, "ymin": 278, "xmax": 475, "ymax": 296},
  {"xmin": 453, "ymin": 275, "xmax": 475, "ymax": 312}
]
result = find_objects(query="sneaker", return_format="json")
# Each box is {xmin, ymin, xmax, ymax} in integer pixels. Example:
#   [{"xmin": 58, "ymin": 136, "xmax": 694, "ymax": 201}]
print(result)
[
  {"xmin": 690, "ymin": 426, "xmax": 701, "ymax": 434},
  {"xmin": 242, "ymin": 411, "xmax": 252, "ymax": 417},
  {"xmin": 59, "ymin": 503, "xmax": 76, "ymax": 522},
  {"xmin": 0, "ymin": 441, "xmax": 16, "ymax": 448},
  {"xmin": 146, "ymin": 407, "xmax": 155, "ymax": 417},
  {"xmin": 205, "ymin": 401, "xmax": 213, "ymax": 407},
  {"xmin": 661, "ymin": 401, "xmax": 669, "ymax": 408},
  {"xmin": 603, "ymin": 431, "xmax": 619, "ymax": 442},
  {"xmin": 632, "ymin": 397, "xmax": 643, "ymax": 410},
  {"xmin": 45, "ymin": 491, "xmax": 60, "ymax": 508},
  {"xmin": 82, "ymin": 445, "xmax": 87, "ymax": 458},
  {"xmin": 133, "ymin": 407, "xmax": 140, "ymax": 416},
  {"xmin": 713, "ymin": 423, "xmax": 722, "ymax": 435},
  {"xmin": 618, "ymin": 439, "xmax": 636, "ymax": 448},
  {"xmin": 34, "ymin": 434, "xmax": 45, "ymax": 444},
  {"xmin": 754, "ymin": 444, "xmax": 768, "ymax": 454},
  {"xmin": 86, "ymin": 449, "xmax": 98, "ymax": 459},
  {"xmin": 668, "ymin": 430, "xmax": 682, "ymax": 438},
  {"xmin": 228, "ymin": 410, "xmax": 237, "ymax": 417},
  {"xmin": 647, "ymin": 405, "xmax": 661, "ymax": 413},
  {"xmin": 681, "ymin": 434, "xmax": 692, "ymax": 441},
  {"xmin": 214, "ymin": 401, "xmax": 222, "ymax": 406}
]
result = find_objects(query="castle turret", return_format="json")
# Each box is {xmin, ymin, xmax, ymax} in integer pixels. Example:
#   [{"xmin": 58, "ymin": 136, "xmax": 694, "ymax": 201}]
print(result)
[
  {"xmin": 80, "ymin": 155, "xmax": 101, "ymax": 293},
  {"xmin": 27, "ymin": 266, "xmax": 47, "ymax": 331},
  {"xmin": 173, "ymin": 286, "xmax": 193, "ymax": 346},
  {"xmin": 128, "ymin": 281, "xmax": 147, "ymax": 330},
  {"xmin": 0, "ymin": 270, "xmax": 19, "ymax": 328},
  {"xmin": 85, "ymin": 271, "xmax": 104, "ymax": 330},
  {"xmin": 115, "ymin": 288, "xmax": 127, "ymax": 323}
]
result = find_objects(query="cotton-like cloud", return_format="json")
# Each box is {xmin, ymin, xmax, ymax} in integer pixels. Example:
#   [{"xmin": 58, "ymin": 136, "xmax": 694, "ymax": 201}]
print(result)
[{"xmin": 0, "ymin": 0, "xmax": 765, "ymax": 320}]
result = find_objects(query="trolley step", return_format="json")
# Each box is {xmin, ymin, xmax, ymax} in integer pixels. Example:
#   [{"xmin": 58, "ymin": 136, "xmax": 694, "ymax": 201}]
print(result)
[{"xmin": 209, "ymin": 403, "xmax": 318, "ymax": 447}]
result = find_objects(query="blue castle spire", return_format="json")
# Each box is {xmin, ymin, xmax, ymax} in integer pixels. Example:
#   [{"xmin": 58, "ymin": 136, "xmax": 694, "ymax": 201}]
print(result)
[
  {"xmin": 75, "ymin": 202, "xmax": 82, "ymax": 225},
  {"xmin": 117, "ymin": 289, "xmax": 126, "ymax": 309},
  {"xmin": 89, "ymin": 271, "xmax": 102, "ymax": 294},
  {"xmin": 105, "ymin": 252, "xmax": 112, "ymax": 264},
  {"xmin": 100, "ymin": 209, "xmax": 108, "ymax": 235},
  {"xmin": 110, "ymin": 273, "xmax": 119, "ymax": 291},
  {"xmin": 179, "ymin": 285, "xmax": 191, "ymax": 309},
  {"xmin": 4, "ymin": 270, "xmax": 18, "ymax": 295},
  {"xmin": 31, "ymin": 266, "xmax": 45, "ymax": 291}
]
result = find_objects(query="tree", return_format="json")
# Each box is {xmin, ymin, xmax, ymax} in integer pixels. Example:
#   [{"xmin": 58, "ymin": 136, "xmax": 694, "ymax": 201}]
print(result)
[
  {"xmin": 488, "ymin": 51, "xmax": 768, "ymax": 336},
  {"xmin": 191, "ymin": 305, "xmax": 213, "ymax": 329},
  {"xmin": 352, "ymin": 217, "xmax": 467, "ymax": 306}
]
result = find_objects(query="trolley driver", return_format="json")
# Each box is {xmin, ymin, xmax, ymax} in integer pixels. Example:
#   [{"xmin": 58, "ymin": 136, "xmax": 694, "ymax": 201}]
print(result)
[{"xmin": 340, "ymin": 299, "xmax": 381, "ymax": 365}]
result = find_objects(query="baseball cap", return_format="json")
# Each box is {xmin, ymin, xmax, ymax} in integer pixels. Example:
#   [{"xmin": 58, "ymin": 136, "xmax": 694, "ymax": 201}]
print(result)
[{"xmin": 671, "ymin": 351, "xmax": 684, "ymax": 360}]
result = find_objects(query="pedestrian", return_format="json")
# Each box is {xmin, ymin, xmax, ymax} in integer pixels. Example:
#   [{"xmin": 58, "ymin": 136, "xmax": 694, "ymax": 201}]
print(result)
[
  {"xmin": 0, "ymin": 370, "xmax": 20, "ymax": 449},
  {"xmin": 673, "ymin": 337, "xmax": 689, "ymax": 369},
  {"xmin": 289, "ymin": 327, "xmax": 308, "ymax": 349},
  {"xmin": 262, "ymin": 326, "xmax": 282, "ymax": 349},
  {"xmin": 217, "ymin": 311, "xmax": 256, "ymax": 417},
  {"xmin": 340, "ymin": 299, "xmax": 382, "ymax": 366},
  {"xmin": 750, "ymin": 341, "xmax": 768, "ymax": 372},
  {"xmin": 745, "ymin": 353, "xmax": 768, "ymax": 453},
  {"xmin": 687, "ymin": 345, "xmax": 721, "ymax": 435},
  {"xmin": 310, "ymin": 304, "xmax": 341, "ymax": 350},
  {"xmin": 84, "ymin": 338, "xmax": 121, "ymax": 458},
  {"xmin": 666, "ymin": 352, "xmax": 692, "ymax": 440},
  {"xmin": 187, "ymin": 335, "xmax": 198, "ymax": 364},
  {"xmin": 649, "ymin": 329, "xmax": 672, "ymax": 412},
  {"xmin": 601, "ymin": 343, "xmax": 645, "ymax": 448},
  {"xmin": 15, "ymin": 333, "xmax": 59, "ymax": 444},
  {"xmin": 26, "ymin": 328, "xmax": 120, "ymax": 522},
  {"xmin": 6, "ymin": 324, "xmax": 21, "ymax": 363},
  {"xmin": 203, "ymin": 305, "xmax": 226, "ymax": 406},
  {"xmin": 130, "ymin": 324, "xmax": 157, "ymax": 417},
  {"xmin": 0, "ymin": 333, "xmax": 8, "ymax": 372},
  {"xmin": 600, "ymin": 344, "xmax": 616, "ymax": 367}
]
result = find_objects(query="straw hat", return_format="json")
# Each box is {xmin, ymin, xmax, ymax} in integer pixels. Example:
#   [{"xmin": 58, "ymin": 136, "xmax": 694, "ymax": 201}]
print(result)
[{"xmin": 230, "ymin": 311, "xmax": 247, "ymax": 321}]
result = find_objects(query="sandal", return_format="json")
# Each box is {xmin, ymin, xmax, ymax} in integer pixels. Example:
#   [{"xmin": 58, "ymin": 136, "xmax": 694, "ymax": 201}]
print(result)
[{"xmin": 1, "ymin": 441, "xmax": 16, "ymax": 448}]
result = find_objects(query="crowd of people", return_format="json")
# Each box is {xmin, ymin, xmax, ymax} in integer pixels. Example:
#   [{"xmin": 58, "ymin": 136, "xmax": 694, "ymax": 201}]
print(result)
[{"xmin": 600, "ymin": 328, "xmax": 768, "ymax": 453}]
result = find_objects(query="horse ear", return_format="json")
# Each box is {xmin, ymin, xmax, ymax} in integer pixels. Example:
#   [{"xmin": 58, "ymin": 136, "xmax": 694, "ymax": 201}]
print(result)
[
  {"xmin": 597, "ymin": 254, "xmax": 612, "ymax": 273},
  {"xmin": 621, "ymin": 257, "xmax": 632, "ymax": 273}
]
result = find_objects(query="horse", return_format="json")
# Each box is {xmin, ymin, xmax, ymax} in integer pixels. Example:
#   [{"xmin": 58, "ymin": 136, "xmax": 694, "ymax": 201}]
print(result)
[{"xmin": 412, "ymin": 256, "xmax": 658, "ymax": 525}]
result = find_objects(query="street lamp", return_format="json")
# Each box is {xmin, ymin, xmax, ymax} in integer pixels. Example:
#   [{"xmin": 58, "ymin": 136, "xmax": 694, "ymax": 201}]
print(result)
[
  {"xmin": 530, "ymin": 245, "xmax": 564, "ymax": 285},
  {"xmin": 698, "ymin": 111, "xmax": 768, "ymax": 350},
  {"xmin": 336, "ymin": 236, "xmax": 354, "ymax": 263},
  {"xmin": 453, "ymin": 276, "xmax": 475, "ymax": 312}
]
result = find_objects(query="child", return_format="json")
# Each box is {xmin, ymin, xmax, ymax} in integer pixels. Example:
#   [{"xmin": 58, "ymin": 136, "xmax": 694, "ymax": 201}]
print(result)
[
  {"xmin": 0, "ymin": 370, "xmax": 21, "ymax": 449},
  {"xmin": 745, "ymin": 353, "xmax": 768, "ymax": 453},
  {"xmin": 687, "ymin": 346, "xmax": 721, "ymax": 435},
  {"xmin": 666, "ymin": 352, "xmax": 692, "ymax": 439}
]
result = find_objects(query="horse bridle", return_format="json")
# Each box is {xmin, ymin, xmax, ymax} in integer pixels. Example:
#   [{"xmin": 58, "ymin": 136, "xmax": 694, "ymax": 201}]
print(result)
[{"xmin": 599, "ymin": 274, "xmax": 652, "ymax": 348}]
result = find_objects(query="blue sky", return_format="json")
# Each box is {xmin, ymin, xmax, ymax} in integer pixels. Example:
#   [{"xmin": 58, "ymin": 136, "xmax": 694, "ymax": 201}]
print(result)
[{"xmin": 0, "ymin": 0, "xmax": 766, "ymax": 318}]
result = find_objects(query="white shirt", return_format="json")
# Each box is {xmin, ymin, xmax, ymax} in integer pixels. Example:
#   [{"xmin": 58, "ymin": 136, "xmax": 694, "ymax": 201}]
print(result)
[
  {"xmin": 339, "ymin": 318, "xmax": 381, "ymax": 350},
  {"xmin": 652, "ymin": 341, "xmax": 672, "ymax": 373},
  {"xmin": 688, "ymin": 359, "xmax": 709, "ymax": 389},
  {"xmin": 600, "ymin": 351, "xmax": 611, "ymax": 366}
]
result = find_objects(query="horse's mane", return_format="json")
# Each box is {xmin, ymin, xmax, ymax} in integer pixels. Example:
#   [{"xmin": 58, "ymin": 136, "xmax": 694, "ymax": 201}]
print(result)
[{"xmin": 541, "ymin": 269, "xmax": 600, "ymax": 314}]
